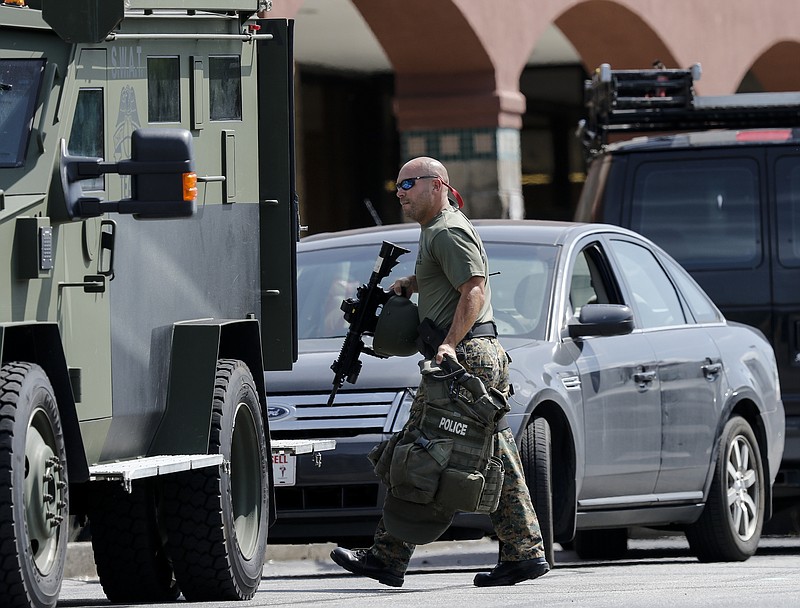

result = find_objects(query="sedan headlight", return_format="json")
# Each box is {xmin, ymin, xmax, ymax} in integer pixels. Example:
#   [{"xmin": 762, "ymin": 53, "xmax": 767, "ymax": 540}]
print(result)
[{"xmin": 391, "ymin": 388, "xmax": 416, "ymax": 432}]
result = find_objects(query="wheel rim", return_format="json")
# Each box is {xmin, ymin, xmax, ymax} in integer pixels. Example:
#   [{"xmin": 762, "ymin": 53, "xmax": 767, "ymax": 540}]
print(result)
[
  {"xmin": 230, "ymin": 401, "xmax": 261, "ymax": 559},
  {"xmin": 24, "ymin": 407, "xmax": 65, "ymax": 575},
  {"xmin": 726, "ymin": 434, "xmax": 759, "ymax": 542}
]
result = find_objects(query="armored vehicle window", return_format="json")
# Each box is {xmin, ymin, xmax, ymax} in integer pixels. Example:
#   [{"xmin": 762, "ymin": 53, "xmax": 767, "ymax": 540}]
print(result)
[
  {"xmin": 147, "ymin": 57, "xmax": 180, "ymax": 123},
  {"xmin": 629, "ymin": 159, "xmax": 760, "ymax": 271},
  {"xmin": 209, "ymin": 56, "xmax": 242, "ymax": 121},
  {"xmin": 67, "ymin": 89, "xmax": 105, "ymax": 191},
  {"xmin": 776, "ymin": 156, "xmax": 800, "ymax": 268},
  {"xmin": 0, "ymin": 58, "xmax": 45, "ymax": 168}
]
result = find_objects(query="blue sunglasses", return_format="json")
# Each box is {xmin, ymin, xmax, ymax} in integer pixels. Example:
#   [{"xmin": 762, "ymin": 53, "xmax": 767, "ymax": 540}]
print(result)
[
  {"xmin": 396, "ymin": 175, "xmax": 440, "ymax": 191},
  {"xmin": 396, "ymin": 174, "xmax": 465, "ymax": 208}
]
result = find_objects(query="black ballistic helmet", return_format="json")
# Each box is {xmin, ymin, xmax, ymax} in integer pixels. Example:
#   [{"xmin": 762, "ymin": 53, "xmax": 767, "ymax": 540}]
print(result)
[{"xmin": 372, "ymin": 296, "xmax": 419, "ymax": 357}]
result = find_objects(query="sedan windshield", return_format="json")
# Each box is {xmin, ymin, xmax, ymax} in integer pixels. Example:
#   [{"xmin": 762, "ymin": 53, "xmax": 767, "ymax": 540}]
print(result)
[{"xmin": 297, "ymin": 241, "xmax": 557, "ymax": 341}]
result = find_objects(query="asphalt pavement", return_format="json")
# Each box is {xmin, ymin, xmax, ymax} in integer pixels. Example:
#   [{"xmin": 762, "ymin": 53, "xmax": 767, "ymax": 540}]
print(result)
[
  {"xmin": 60, "ymin": 534, "xmax": 800, "ymax": 608},
  {"xmin": 64, "ymin": 539, "xmax": 341, "ymax": 580},
  {"xmin": 64, "ymin": 536, "xmax": 499, "ymax": 580},
  {"xmin": 64, "ymin": 532, "xmax": 799, "ymax": 581}
]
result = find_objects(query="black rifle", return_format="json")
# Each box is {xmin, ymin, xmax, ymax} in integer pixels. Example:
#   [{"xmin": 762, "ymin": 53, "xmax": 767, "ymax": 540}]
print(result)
[{"xmin": 327, "ymin": 241, "xmax": 410, "ymax": 405}]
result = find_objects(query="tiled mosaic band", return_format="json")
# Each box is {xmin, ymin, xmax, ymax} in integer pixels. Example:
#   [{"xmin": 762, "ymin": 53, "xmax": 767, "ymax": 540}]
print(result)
[{"xmin": 402, "ymin": 127, "xmax": 519, "ymax": 161}]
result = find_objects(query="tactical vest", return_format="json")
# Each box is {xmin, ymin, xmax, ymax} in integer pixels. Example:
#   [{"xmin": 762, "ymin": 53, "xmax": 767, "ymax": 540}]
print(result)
[{"xmin": 369, "ymin": 359, "xmax": 510, "ymax": 539}]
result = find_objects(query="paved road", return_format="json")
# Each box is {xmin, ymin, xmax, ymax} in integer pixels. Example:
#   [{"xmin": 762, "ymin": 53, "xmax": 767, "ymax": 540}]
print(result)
[{"xmin": 58, "ymin": 535, "xmax": 800, "ymax": 607}]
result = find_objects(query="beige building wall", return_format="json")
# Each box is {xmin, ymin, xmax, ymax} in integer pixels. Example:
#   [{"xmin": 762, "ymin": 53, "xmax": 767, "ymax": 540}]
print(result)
[{"xmin": 268, "ymin": 0, "xmax": 800, "ymax": 221}]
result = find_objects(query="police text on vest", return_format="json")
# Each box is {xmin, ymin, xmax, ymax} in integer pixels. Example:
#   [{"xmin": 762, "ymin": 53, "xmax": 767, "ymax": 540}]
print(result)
[{"xmin": 439, "ymin": 416, "xmax": 468, "ymax": 436}]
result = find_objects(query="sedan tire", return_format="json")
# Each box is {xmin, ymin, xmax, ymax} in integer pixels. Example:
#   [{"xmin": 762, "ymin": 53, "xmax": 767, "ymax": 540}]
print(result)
[
  {"xmin": 686, "ymin": 416, "xmax": 764, "ymax": 562},
  {"xmin": 520, "ymin": 416, "xmax": 554, "ymax": 566}
]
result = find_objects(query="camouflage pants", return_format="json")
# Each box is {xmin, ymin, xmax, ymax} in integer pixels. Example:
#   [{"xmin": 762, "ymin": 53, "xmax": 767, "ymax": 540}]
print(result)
[{"xmin": 370, "ymin": 336, "xmax": 545, "ymax": 572}]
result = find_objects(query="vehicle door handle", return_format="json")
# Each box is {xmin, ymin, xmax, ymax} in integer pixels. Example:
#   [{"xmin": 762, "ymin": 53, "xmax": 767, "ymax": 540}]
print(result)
[
  {"xmin": 702, "ymin": 361, "xmax": 722, "ymax": 380},
  {"xmin": 633, "ymin": 369, "xmax": 656, "ymax": 387},
  {"xmin": 98, "ymin": 219, "xmax": 116, "ymax": 279}
]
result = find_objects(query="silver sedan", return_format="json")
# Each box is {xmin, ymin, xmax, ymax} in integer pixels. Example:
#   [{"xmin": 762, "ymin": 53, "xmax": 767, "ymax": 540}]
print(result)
[{"xmin": 265, "ymin": 220, "xmax": 785, "ymax": 566}]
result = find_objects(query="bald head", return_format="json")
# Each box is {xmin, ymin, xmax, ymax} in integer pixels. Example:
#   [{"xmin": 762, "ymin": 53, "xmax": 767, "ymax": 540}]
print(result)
[
  {"xmin": 396, "ymin": 156, "xmax": 454, "ymax": 225},
  {"xmin": 400, "ymin": 157, "xmax": 449, "ymax": 184}
]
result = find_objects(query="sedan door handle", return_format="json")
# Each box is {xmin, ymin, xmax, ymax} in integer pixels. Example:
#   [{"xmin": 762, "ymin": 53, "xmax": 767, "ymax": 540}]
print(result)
[
  {"xmin": 702, "ymin": 361, "xmax": 722, "ymax": 380},
  {"xmin": 633, "ymin": 369, "xmax": 657, "ymax": 387}
]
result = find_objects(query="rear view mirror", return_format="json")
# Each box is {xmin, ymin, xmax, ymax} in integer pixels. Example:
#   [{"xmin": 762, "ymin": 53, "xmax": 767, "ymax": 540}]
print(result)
[
  {"xmin": 567, "ymin": 304, "xmax": 634, "ymax": 339},
  {"xmin": 59, "ymin": 128, "xmax": 197, "ymax": 220}
]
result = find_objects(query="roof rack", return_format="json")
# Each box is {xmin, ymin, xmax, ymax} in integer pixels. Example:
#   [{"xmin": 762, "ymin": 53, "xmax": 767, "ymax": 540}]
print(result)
[{"xmin": 579, "ymin": 63, "xmax": 800, "ymax": 157}]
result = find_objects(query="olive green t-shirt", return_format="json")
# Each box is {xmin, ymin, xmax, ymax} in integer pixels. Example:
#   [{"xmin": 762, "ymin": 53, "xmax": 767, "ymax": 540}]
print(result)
[{"xmin": 416, "ymin": 206, "xmax": 493, "ymax": 331}]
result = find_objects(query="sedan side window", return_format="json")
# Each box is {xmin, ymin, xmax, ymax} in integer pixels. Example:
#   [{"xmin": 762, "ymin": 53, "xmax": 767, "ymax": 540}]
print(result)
[
  {"xmin": 567, "ymin": 243, "xmax": 621, "ymax": 317},
  {"xmin": 662, "ymin": 256, "xmax": 722, "ymax": 324},
  {"xmin": 610, "ymin": 239, "xmax": 686, "ymax": 328},
  {"xmin": 570, "ymin": 251, "xmax": 602, "ymax": 312}
]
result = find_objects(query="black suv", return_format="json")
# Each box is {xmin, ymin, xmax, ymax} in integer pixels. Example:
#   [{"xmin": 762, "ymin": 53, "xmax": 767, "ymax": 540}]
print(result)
[{"xmin": 574, "ymin": 64, "xmax": 800, "ymax": 500}]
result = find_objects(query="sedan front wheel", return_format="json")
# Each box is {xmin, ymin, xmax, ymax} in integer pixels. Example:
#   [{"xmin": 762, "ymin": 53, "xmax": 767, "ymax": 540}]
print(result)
[
  {"xmin": 520, "ymin": 417, "xmax": 554, "ymax": 566},
  {"xmin": 686, "ymin": 416, "xmax": 764, "ymax": 562}
]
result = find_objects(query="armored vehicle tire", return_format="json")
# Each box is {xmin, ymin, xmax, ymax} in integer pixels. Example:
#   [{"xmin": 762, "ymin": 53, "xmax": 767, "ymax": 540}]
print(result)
[
  {"xmin": 574, "ymin": 528, "xmax": 628, "ymax": 560},
  {"xmin": 686, "ymin": 416, "xmax": 764, "ymax": 562},
  {"xmin": 520, "ymin": 416, "xmax": 555, "ymax": 566},
  {"xmin": 89, "ymin": 480, "xmax": 179, "ymax": 602},
  {"xmin": 161, "ymin": 359, "xmax": 269, "ymax": 601},
  {"xmin": 0, "ymin": 362, "xmax": 68, "ymax": 608}
]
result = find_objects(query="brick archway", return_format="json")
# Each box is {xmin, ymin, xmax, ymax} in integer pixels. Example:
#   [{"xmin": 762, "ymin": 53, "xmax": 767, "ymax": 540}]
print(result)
[
  {"xmin": 747, "ymin": 41, "xmax": 800, "ymax": 92},
  {"xmin": 549, "ymin": 0, "xmax": 800, "ymax": 96},
  {"xmin": 353, "ymin": 0, "xmax": 538, "ymax": 130},
  {"xmin": 555, "ymin": 1, "xmax": 677, "ymax": 74},
  {"xmin": 266, "ymin": 0, "xmax": 800, "ymax": 227}
]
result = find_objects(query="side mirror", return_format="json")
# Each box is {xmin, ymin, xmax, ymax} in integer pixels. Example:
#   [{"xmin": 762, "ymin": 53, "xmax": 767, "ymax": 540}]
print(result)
[
  {"xmin": 42, "ymin": 0, "xmax": 124, "ymax": 44},
  {"xmin": 59, "ymin": 128, "xmax": 197, "ymax": 220},
  {"xmin": 566, "ymin": 304, "xmax": 634, "ymax": 339}
]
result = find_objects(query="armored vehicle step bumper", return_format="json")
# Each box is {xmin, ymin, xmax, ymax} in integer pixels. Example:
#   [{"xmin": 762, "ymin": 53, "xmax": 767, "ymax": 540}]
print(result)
[{"xmin": 88, "ymin": 440, "xmax": 336, "ymax": 491}]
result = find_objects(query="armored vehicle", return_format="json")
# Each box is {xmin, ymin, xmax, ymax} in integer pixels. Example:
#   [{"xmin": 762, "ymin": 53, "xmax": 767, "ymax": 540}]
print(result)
[
  {"xmin": 1, "ymin": 1, "xmax": 300, "ymax": 606},
  {"xmin": 575, "ymin": 64, "xmax": 800, "ymax": 502}
]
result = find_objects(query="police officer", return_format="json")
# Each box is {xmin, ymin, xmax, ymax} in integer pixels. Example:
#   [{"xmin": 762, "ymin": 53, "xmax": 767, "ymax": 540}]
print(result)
[{"xmin": 330, "ymin": 157, "xmax": 549, "ymax": 587}]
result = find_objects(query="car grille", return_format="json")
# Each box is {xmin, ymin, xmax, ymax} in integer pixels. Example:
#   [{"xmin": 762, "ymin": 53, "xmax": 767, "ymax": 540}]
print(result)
[
  {"xmin": 267, "ymin": 390, "xmax": 407, "ymax": 439},
  {"xmin": 275, "ymin": 483, "xmax": 379, "ymax": 510},
  {"xmin": 267, "ymin": 390, "xmax": 405, "ymax": 516}
]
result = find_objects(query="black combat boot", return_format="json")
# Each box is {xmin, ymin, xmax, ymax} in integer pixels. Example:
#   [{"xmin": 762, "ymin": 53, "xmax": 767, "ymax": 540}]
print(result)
[
  {"xmin": 473, "ymin": 557, "xmax": 550, "ymax": 587},
  {"xmin": 330, "ymin": 547, "xmax": 405, "ymax": 587}
]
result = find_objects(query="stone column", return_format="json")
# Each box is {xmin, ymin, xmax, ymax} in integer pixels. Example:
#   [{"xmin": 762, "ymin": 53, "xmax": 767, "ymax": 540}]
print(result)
[
  {"xmin": 400, "ymin": 127, "xmax": 524, "ymax": 220},
  {"xmin": 352, "ymin": 0, "xmax": 539, "ymax": 220}
]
